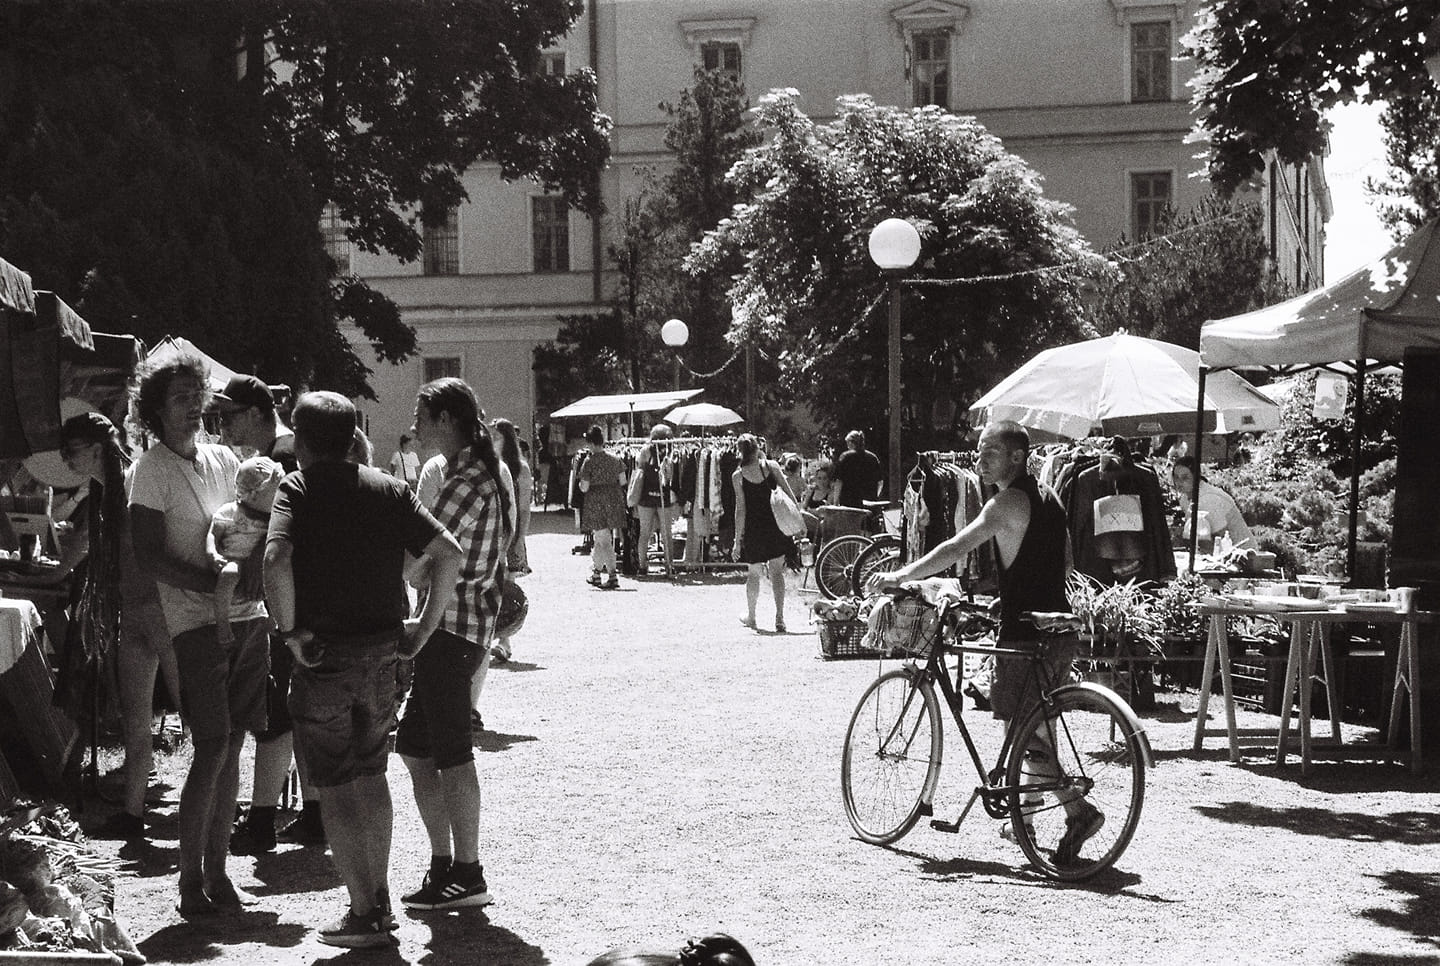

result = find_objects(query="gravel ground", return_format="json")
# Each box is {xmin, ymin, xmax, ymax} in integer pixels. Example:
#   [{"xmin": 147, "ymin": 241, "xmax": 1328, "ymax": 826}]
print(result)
[{"xmin": 81, "ymin": 508, "xmax": 1440, "ymax": 965}]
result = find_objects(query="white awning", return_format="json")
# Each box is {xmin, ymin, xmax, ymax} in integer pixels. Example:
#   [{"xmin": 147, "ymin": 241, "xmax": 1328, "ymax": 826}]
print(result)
[{"xmin": 550, "ymin": 388, "xmax": 703, "ymax": 418}]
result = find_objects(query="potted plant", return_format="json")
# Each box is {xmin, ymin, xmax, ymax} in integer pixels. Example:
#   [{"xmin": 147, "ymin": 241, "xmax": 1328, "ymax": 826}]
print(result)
[{"xmin": 1065, "ymin": 573, "xmax": 1164, "ymax": 710}]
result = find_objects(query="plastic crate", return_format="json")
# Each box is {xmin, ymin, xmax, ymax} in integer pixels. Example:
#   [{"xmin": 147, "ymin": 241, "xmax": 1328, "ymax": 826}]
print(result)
[{"xmin": 817, "ymin": 618, "xmax": 882, "ymax": 660}]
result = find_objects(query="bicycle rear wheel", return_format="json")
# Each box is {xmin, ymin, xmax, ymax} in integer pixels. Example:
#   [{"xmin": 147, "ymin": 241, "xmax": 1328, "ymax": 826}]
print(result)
[
  {"xmin": 1005, "ymin": 685, "xmax": 1145, "ymax": 881},
  {"xmin": 815, "ymin": 534, "xmax": 870, "ymax": 599},
  {"xmin": 841, "ymin": 669, "xmax": 943, "ymax": 845},
  {"xmin": 849, "ymin": 535, "xmax": 902, "ymax": 597}
]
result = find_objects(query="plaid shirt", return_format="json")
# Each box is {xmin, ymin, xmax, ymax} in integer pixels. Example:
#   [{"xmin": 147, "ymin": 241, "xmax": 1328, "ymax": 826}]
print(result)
[{"xmin": 430, "ymin": 446, "xmax": 508, "ymax": 645}]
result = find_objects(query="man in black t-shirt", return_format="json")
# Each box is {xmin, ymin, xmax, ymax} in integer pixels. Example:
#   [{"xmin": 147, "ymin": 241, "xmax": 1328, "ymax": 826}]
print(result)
[
  {"xmin": 834, "ymin": 429, "xmax": 884, "ymax": 506},
  {"xmin": 266, "ymin": 391, "xmax": 461, "ymax": 948}
]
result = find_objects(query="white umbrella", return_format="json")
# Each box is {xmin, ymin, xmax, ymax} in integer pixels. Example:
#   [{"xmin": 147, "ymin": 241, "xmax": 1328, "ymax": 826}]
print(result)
[
  {"xmin": 664, "ymin": 402, "xmax": 745, "ymax": 428},
  {"xmin": 968, "ymin": 332, "xmax": 1280, "ymax": 439}
]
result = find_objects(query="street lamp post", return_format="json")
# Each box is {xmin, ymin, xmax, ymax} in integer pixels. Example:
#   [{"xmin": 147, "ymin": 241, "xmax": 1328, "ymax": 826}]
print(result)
[
  {"xmin": 1427, "ymin": 13, "xmax": 1440, "ymax": 85},
  {"xmin": 867, "ymin": 217, "xmax": 922, "ymax": 500},
  {"xmin": 661, "ymin": 318, "xmax": 689, "ymax": 392}
]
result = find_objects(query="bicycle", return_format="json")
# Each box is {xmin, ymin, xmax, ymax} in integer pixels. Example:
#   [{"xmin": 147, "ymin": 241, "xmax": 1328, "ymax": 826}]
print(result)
[
  {"xmin": 840, "ymin": 589, "xmax": 1152, "ymax": 881},
  {"xmin": 812, "ymin": 501, "xmax": 903, "ymax": 599}
]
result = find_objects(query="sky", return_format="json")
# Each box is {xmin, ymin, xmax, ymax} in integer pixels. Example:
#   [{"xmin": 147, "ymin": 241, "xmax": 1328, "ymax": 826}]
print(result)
[{"xmin": 1322, "ymin": 100, "xmax": 1395, "ymax": 280}]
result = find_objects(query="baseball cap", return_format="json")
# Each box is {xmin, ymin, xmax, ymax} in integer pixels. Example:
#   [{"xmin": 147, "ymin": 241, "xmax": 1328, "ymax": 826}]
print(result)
[{"xmin": 213, "ymin": 374, "xmax": 274, "ymax": 414}]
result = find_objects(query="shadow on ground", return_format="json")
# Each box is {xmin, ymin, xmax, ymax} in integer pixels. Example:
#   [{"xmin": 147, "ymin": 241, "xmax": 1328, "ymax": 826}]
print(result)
[
  {"xmin": 1193, "ymin": 802, "xmax": 1440, "ymax": 845},
  {"xmin": 407, "ymin": 909, "xmax": 550, "ymax": 966},
  {"xmin": 139, "ymin": 910, "xmax": 308, "ymax": 963},
  {"xmin": 474, "ymin": 730, "xmax": 539, "ymax": 754},
  {"xmin": 882, "ymin": 843, "xmax": 1163, "ymax": 900},
  {"xmin": 250, "ymin": 846, "xmax": 344, "ymax": 895},
  {"xmin": 1355, "ymin": 870, "xmax": 1440, "ymax": 951}
]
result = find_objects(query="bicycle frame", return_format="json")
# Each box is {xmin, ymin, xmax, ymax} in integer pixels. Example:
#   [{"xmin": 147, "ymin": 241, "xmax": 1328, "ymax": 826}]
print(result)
[{"xmin": 881, "ymin": 604, "xmax": 1090, "ymax": 830}]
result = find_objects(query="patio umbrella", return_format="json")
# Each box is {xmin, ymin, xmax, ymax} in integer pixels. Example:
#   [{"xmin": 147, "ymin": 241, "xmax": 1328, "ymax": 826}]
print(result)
[
  {"xmin": 967, "ymin": 332, "xmax": 1280, "ymax": 440},
  {"xmin": 664, "ymin": 402, "xmax": 745, "ymax": 428}
]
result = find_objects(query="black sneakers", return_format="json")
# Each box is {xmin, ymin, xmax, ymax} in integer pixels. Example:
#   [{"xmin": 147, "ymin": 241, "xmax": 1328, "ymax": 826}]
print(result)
[
  {"xmin": 318, "ymin": 907, "xmax": 397, "ymax": 949},
  {"xmin": 229, "ymin": 815, "xmax": 276, "ymax": 856},
  {"xmin": 400, "ymin": 866, "xmax": 493, "ymax": 911},
  {"xmin": 276, "ymin": 808, "xmax": 327, "ymax": 846}
]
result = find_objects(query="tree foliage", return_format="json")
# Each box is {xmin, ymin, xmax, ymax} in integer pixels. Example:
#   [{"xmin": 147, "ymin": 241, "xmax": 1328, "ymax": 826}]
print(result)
[
  {"xmin": 1366, "ymin": 87, "xmax": 1440, "ymax": 238},
  {"xmin": 0, "ymin": 0, "xmax": 610, "ymax": 396},
  {"xmin": 688, "ymin": 91, "xmax": 1102, "ymax": 454},
  {"xmin": 1183, "ymin": 0, "xmax": 1440, "ymax": 194},
  {"xmin": 1092, "ymin": 197, "xmax": 1291, "ymax": 349},
  {"xmin": 536, "ymin": 69, "xmax": 765, "ymax": 421}
]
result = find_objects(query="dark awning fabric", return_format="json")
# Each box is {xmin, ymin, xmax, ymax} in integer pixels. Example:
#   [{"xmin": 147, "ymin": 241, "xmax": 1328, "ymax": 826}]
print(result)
[
  {"xmin": 36, "ymin": 291, "xmax": 93, "ymax": 353},
  {"xmin": 0, "ymin": 256, "xmax": 34, "ymax": 315}
]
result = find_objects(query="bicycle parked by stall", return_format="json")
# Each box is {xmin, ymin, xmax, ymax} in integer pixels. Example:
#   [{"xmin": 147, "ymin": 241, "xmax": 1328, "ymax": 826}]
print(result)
[
  {"xmin": 840, "ymin": 590, "xmax": 1152, "ymax": 881},
  {"xmin": 812, "ymin": 501, "xmax": 904, "ymax": 599}
]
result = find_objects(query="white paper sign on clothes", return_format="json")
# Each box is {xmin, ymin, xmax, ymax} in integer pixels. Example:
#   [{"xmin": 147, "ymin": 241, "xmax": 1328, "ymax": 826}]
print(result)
[
  {"xmin": 1093, "ymin": 494, "xmax": 1144, "ymax": 535},
  {"xmin": 0, "ymin": 597, "xmax": 43, "ymax": 675}
]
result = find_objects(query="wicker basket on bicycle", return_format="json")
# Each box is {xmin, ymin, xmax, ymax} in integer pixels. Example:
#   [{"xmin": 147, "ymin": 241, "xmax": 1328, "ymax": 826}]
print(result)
[
  {"xmin": 817, "ymin": 618, "xmax": 875, "ymax": 659},
  {"xmin": 860, "ymin": 594, "xmax": 944, "ymax": 659}
]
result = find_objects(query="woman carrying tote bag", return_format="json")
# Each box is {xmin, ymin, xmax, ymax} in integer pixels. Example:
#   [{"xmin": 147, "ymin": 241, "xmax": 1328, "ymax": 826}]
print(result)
[{"xmin": 731, "ymin": 434, "xmax": 800, "ymax": 633}]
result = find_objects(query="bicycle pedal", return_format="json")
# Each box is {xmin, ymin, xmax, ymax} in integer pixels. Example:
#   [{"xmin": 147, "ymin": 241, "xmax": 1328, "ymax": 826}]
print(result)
[{"xmin": 929, "ymin": 818, "xmax": 962, "ymax": 834}]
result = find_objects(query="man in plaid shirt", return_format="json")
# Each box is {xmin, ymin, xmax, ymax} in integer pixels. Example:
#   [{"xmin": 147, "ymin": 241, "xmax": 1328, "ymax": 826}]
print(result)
[{"xmin": 396, "ymin": 377, "xmax": 513, "ymax": 912}]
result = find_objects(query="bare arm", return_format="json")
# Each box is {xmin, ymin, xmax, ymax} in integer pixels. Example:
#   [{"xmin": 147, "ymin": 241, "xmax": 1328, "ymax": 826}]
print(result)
[
  {"xmin": 402, "ymin": 529, "xmax": 463, "ymax": 658},
  {"xmin": 732, "ymin": 470, "xmax": 746, "ymax": 555},
  {"xmin": 867, "ymin": 488, "xmax": 1029, "ymax": 592},
  {"xmin": 132, "ymin": 505, "xmax": 217, "ymax": 594}
]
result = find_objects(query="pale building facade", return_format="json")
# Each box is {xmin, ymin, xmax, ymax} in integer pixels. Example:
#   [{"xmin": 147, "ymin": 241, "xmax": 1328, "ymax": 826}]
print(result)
[{"xmin": 344, "ymin": 0, "xmax": 1329, "ymax": 455}]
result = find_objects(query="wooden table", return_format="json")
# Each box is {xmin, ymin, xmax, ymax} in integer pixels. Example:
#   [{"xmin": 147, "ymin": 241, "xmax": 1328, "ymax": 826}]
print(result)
[{"xmin": 1193, "ymin": 598, "xmax": 1428, "ymax": 773}]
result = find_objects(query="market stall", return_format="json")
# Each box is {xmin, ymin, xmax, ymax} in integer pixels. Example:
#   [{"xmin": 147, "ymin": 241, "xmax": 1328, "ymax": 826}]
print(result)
[{"xmin": 1198, "ymin": 217, "xmax": 1440, "ymax": 577}]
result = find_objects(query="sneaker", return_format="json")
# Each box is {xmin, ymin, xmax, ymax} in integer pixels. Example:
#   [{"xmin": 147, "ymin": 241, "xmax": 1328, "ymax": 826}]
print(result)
[
  {"xmin": 586, "ymin": 572, "xmax": 603, "ymax": 587},
  {"xmin": 91, "ymin": 811, "xmax": 145, "ymax": 840},
  {"xmin": 1053, "ymin": 803, "xmax": 1105, "ymax": 865},
  {"xmin": 490, "ymin": 642, "xmax": 511, "ymax": 664},
  {"xmin": 276, "ymin": 810, "xmax": 327, "ymax": 846},
  {"xmin": 470, "ymin": 710, "xmax": 485, "ymax": 736},
  {"xmin": 604, "ymin": 575, "xmax": 620, "ymax": 589},
  {"xmin": 229, "ymin": 817, "xmax": 276, "ymax": 856},
  {"xmin": 317, "ymin": 907, "xmax": 396, "ymax": 948},
  {"xmin": 400, "ymin": 867, "xmax": 492, "ymax": 911},
  {"xmin": 376, "ymin": 888, "xmax": 397, "ymax": 932}
]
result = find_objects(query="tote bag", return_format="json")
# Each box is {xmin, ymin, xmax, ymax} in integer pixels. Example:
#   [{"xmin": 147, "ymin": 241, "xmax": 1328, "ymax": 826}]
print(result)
[{"xmin": 770, "ymin": 478, "xmax": 807, "ymax": 537}]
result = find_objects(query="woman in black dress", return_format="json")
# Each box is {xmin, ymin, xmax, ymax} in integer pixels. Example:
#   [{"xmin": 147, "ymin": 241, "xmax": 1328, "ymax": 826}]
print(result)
[{"xmin": 731, "ymin": 434, "xmax": 799, "ymax": 633}]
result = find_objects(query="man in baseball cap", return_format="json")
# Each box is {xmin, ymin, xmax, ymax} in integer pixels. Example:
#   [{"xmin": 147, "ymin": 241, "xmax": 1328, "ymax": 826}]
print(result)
[{"xmin": 213, "ymin": 374, "xmax": 275, "ymax": 414}]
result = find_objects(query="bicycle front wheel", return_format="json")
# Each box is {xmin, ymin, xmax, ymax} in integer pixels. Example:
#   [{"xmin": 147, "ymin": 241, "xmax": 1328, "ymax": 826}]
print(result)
[
  {"xmin": 841, "ymin": 669, "xmax": 943, "ymax": 845},
  {"xmin": 815, "ymin": 534, "xmax": 870, "ymax": 599},
  {"xmin": 850, "ymin": 535, "xmax": 902, "ymax": 597},
  {"xmin": 1005, "ymin": 685, "xmax": 1145, "ymax": 881}
]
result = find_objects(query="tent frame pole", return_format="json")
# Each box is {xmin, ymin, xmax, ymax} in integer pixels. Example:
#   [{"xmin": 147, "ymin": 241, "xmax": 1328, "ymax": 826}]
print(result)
[
  {"xmin": 1347, "ymin": 359, "xmax": 1366, "ymax": 582},
  {"xmin": 1189, "ymin": 366, "xmax": 1208, "ymax": 572}
]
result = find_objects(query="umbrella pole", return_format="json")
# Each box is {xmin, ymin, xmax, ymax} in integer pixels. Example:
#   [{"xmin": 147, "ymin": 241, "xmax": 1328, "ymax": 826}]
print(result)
[{"xmin": 1189, "ymin": 367, "xmax": 1207, "ymax": 572}]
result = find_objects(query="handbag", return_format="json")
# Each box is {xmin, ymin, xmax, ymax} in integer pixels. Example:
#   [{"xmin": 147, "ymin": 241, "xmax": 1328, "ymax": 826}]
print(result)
[
  {"xmin": 625, "ymin": 465, "xmax": 644, "ymax": 508},
  {"xmin": 495, "ymin": 573, "xmax": 529, "ymax": 639},
  {"xmin": 769, "ymin": 470, "xmax": 807, "ymax": 537}
]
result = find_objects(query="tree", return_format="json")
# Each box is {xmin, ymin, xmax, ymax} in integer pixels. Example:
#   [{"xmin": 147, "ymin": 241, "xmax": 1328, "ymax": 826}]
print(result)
[
  {"xmin": 687, "ymin": 91, "xmax": 1102, "ymax": 455},
  {"xmin": 537, "ymin": 68, "xmax": 764, "ymax": 421},
  {"xmin": 1366, "ymin": 87, "xmax": 1440, "ymax": 237},
  {"xmin": 0, "ymin": 0, "xmax": 611, "ymax": 395},
  {"xmin": 1182, "ymin": 0, "xmax": 1440, "ymax": 194},
  {"xmin": 1092, "ymin": 196, "xmax": 1291, "ymax": 349}
]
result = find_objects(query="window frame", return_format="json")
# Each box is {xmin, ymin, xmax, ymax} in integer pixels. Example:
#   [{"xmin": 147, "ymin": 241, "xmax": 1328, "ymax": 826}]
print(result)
[
  {"xmin": 320, "ymin": 202, "xmax": 352, "ymax": 276},
  {"xmin": 531, "ymin": 195, "xmax": 571, "ymax": 274},
  {"xmin": 541, "ymin": 51, "xmax": 566, "ymax": 77},
  {"xmin": 1128, "ymin": 20, "xmax": 1171, "ymax": 103},
  {"xmin": 422, "ymin": 207, "xmax": 460, "ymax": 276},
  {"xmin": 700, "ymin": 40, "xmax": 742, "ymax": 80},
  {"xmin": 423, "ymin": 357, "xmax": 462, "ymax": 383},
  {"xmin": 1129, "ymin": 170, "xmax": 1173, "ymax": 241},
  {"xmin": 910, "ymin": 29, "xmax": 951, "ymax": 109}
]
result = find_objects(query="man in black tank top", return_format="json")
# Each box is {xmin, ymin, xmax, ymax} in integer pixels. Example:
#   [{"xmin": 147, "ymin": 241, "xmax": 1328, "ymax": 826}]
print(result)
[{"xmin": 866, "ymin": 422, "xmax": 1103, "ymax": 858}]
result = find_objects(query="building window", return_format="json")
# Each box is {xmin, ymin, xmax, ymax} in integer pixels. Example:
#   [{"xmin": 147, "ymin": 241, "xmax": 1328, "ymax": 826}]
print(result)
[
  {"xmin": 1130, "ymin": 172, "xmax": 1172, "ymax": 240},
  {"xmin": 1130, "ymin": 22, "xmax": 1170, "ymax": 102},
  {"xmin": 700, "ymin": 41, "xmax": 741, "ymax": 80},
  {"xmin": 424, "ymin": 357, "xmax": 462, "ymax": 382},
  {"xmin": 911, "ymin": 31, "xmax": 950, "ymax": 109},
  {"xmin": 542, "ymin": 51, "xmax": 566, "ymax": 76},
  {"xmin": 532, "ymin": 196, "xmax": 570, "ymax": 273},
  {"xmin": 320, "ymin": 203, "xmax": 351, "ymax": 275},
  {"xmin": 423, "ymin": 207, "xmax": 459, "ymax": 276}
]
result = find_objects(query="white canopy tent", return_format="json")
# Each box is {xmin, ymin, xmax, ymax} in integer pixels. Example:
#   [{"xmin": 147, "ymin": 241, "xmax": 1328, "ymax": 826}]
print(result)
[{"xmin": 1197, "ymin": 219, "xmax": 1440, "ymax": 574}]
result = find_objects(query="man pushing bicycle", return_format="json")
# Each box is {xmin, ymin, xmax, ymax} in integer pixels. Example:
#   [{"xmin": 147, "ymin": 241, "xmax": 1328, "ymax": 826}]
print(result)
[{"xmin": 866, "ymin": 419, "xmax": 1104, "ymax": 863}]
